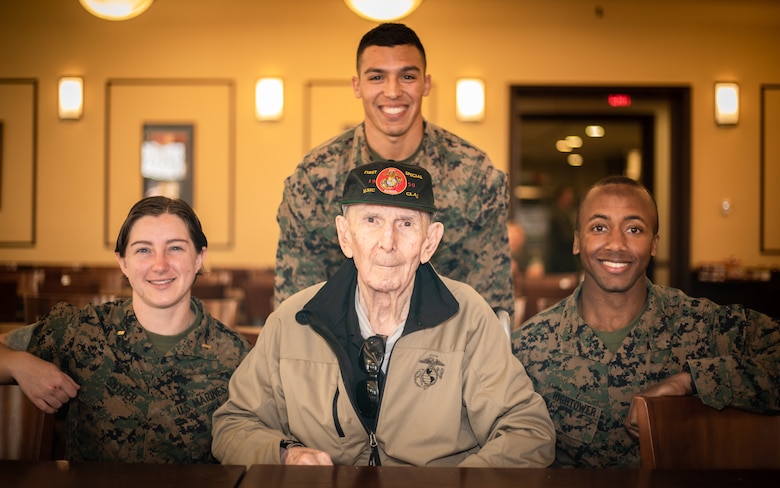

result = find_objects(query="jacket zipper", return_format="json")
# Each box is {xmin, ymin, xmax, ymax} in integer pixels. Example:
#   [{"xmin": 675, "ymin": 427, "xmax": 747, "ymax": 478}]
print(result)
[
  {"xmin": 368, "ymin": 431, "xmax": 380, "ymax": 466},
  {"xmin": 332, "ymin": 387, "xmax": 383, "ymax": 465},
  {"xmin": 332, "ymin": 389, "xmax": 345, "ymax": 437}
]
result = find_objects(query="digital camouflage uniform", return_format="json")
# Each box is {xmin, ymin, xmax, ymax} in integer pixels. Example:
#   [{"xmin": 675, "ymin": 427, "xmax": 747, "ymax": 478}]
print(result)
[
  {"xmin": 275, "ymin": 121, "xmax": 513, "ymax": 317},
  {"xmin": 511, "ymin": 278, "xmax": 780, "ymax": 468},
  {"xmin": 4, "ymin": 297, "xmax": 250, "ymax": 463}
]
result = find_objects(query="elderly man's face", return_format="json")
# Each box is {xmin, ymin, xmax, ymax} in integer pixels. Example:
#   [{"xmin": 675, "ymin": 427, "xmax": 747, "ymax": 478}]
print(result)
[{"xmin": 336, "ymin": 204, "xmax": 443, "ymax": 296}]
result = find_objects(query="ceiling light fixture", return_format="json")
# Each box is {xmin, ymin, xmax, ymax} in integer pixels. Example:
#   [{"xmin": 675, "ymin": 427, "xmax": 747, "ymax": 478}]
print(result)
[
  {"xmin": 555, "ymin": 140, "xmax": 573, "ymax": 153},
  {"xmin": 79, "ymin": 0, "xmax": 154, "ymax": 21},
  {"xmin": 567, "ymin": 154, "xmax": 584, "ymax": 167},
  {"xmin": 565, "ymin": 135, "xmax": 583, "ymax": 148},
  {"xmin": 585, "ymin": 125, "xmax": 605, "ymax": 137},
  {"xmin": 344, "ymin": 0, "xmax": 424, "ymax": 22}
]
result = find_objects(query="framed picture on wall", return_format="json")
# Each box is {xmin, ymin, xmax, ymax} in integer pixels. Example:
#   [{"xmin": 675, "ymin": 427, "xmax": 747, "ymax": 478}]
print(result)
[
  {"xmin": 141, "ymin": 124, "xmax": 194, "ymax": 204},
  {"xmin": 106, "ymin": 78, "xmax": 234, "ymax": 249},
  {"xmin": 0, "ymin": 121, "xmax": 3, "ymax": 207},
  {"xmin": 761, "ymin": 85, "xmax": 780, "ymax": 254},
  {"xmin": 0, "ymin": 78, "xmax": 36, "ymax": 247}
]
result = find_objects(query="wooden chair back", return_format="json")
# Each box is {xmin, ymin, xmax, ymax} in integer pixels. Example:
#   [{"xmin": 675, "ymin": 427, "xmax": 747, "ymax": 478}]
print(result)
[
  {"xmin": 201, "ymin": 297, "xmax": 240, "ymax": 329},
  {"xmin": 191, "ymin": 281, "xmax": 230, "ymax": 299},
  {"xmin": 22, "ymin": 293, "xmax": 116, "ymax": 324},
  {"xmin": 239, "ymin": 273, "xmax": 275, "ymax": 326},
  {"xmin": 520, "ymin": 273, "xmax": 580, "ymax": 323},
  {"xmin": 0, "ymin": 383, "xmax": 55, "ymax": 460},
  {"xmin": 635, "ymin": 395, "xmax": 780, "ymax": 469}
]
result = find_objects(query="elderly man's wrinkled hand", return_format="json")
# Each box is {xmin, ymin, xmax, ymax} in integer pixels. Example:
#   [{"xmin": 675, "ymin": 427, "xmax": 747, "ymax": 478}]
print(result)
[{"xmin": 282, "ymin": 446, "xmax": 334, "ymax": 465}]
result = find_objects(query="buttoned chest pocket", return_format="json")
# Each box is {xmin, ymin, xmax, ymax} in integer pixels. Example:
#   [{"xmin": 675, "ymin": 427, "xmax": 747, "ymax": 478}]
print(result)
[{"xmin": 542, "ymin": 388, "xmax": 602, "ymax": 446}]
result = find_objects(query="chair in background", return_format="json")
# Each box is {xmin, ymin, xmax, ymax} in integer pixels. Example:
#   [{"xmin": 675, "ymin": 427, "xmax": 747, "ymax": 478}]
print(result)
[
  {"xmin": 193, "ymin": 271, "xmax": 245, "ymax": 329},
  {"xmin": 237, "ymin": 270, "xmax": 275, "ymax": 326},
  {"xmin": 0, "ymin": 278, "xmax": 20, "ymax": 322},
  {"xmin": 200, "ymin": 297, "xmax": 241, "ymax": 329},
  {"xmin": 0, "ymin": 383, "xmax": 55, "ymax": 460},
  {"xmin": 22, "ymin": 293, "xmax": 116, "ymax": 324},
  {"xmin": 191, "ymin": 269, "xmax": 234, "ymax": 299},
  {"xmin": 635, "ymin": 395, "xmax": 780, "ymax": 469},
  {"xmin": 191, "ymin": 282, "xmax": 230, "ymax": 300},
  {"xmin": 520, "ymin": 272, "xmax": 580, "ymax": 324}
]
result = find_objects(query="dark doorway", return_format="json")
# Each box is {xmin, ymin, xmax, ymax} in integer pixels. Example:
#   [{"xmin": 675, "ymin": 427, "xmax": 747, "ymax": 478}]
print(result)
[{"xmin": 509, "ymin": 86, "xmax": 691, "ymax": 291}]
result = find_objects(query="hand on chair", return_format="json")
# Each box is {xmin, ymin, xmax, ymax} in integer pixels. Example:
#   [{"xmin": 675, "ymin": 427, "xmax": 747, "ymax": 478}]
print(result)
[
  {"xmin": 624, "ymin": 372, "xmax": 694, "ymax": 439},
  {"xmin": 10, "ymin": 350, "xmax": 80, "ymax": 414}
]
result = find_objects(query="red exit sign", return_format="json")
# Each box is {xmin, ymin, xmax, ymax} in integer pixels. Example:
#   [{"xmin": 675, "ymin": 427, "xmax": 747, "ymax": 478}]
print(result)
[{"xmin": 608, "ymin": 93, "xmax": 632, "ymax": 107}]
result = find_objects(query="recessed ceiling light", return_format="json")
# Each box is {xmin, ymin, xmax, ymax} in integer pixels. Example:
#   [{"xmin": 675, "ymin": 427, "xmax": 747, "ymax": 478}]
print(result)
[
  {"xmin": 585, "ymin": 125, "xmax": 605, "ymax": 137},
  {"xmin": 565, "ymin": 135, "xmax": 583, "ymax": 148},
  {"xmin": 556, "ymin": 140, "xmax": 573, "ymax": 153}
]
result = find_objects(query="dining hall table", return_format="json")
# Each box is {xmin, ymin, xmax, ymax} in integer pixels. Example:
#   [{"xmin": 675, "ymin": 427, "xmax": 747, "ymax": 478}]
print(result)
[
  {"xmin": 1, "ymin": 461, "xmax": 778, "ymax": 488},
  {"xmin": 237, "ymin": 464, "xmax": 780, "ymax": 488},
  {"xmin": 0, "ymin": 460, "xmax": 245, "ymax": 488}
]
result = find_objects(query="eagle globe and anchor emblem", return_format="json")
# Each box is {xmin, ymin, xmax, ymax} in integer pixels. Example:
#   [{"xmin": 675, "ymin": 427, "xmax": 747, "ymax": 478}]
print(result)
[
  {"xmin": 375, "ymin": 167, "xmax": 407, "ymax": 195},
  {"xmin": 414, "ymin": 355, "xmax": 445, "ymax": 389}
]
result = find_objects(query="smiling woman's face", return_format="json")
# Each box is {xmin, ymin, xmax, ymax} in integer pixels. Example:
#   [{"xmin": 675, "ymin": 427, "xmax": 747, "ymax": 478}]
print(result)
[{"xmin": 115, "ymin": 213, "xmax": 204, "ymax": 312}]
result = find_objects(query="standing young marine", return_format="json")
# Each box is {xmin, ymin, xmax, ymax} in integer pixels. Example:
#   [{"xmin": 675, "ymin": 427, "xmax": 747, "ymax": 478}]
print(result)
[{"xmin": 275, "ymin": 23, "xmax": 513, "ymax": 317}]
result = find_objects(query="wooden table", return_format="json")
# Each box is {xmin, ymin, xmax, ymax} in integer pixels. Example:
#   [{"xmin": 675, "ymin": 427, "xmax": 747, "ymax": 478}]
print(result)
[
  {"xmin": 2, "ymin": 462, "xmax": 777, "ymax": 488},
  {"xmin": 0, "ymin": 460, "xmax": 246, "ymax": 488},
  {"xmin": 238, "ymin": 465, "xmax": 780, "ymax": 488}
]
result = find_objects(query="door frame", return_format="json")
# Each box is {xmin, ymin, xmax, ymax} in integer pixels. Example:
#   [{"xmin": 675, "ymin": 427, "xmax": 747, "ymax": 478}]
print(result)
[{"xmin": 509, "ymin": 85, "xmax": 691, "ymax": 291}]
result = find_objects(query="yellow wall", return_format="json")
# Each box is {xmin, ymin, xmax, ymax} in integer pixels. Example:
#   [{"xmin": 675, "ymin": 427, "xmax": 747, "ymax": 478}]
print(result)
[{"xmin": 1, "ymin": 0, "xmax": 779, "ymax": 271}]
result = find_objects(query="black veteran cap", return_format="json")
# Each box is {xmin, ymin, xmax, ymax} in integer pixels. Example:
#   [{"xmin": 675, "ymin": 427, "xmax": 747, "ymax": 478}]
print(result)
[{"xmin": 342, "ymin": 161, "xmax": 436, "ymax": 213}]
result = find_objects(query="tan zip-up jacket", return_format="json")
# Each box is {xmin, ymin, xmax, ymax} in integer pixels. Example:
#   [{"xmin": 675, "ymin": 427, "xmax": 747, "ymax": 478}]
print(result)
[{"xmin": 212, "ymin": 261, "xmax": 554, "ymax": 467}]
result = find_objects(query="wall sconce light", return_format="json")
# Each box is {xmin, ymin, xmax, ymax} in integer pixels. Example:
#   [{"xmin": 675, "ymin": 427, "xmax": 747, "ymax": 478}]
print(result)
[
  {"xmin": 344, "ymin": 0, "xmax": 424, "ymax": 22},
  {"xmin": 715, "ymin": 82, "xmax": 739, "ymax": 125},
  {"xmin": 79, "ymin": 0, "xmax": 154, "ymax": 21},
  {"xmin": 456, "ymin": 78, "xmax": 485, "ymax": 122},
  {"xmin": 58, "ymin": 77, "xmax": 84, "ymax": 120},
  {"xmin": 255, "ymin": 78, "xmax": 284, "ymax": 121}
]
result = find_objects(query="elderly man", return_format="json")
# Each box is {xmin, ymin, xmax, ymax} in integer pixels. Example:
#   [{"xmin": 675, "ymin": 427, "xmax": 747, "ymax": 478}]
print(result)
[{"xmin": 212, "ymin": 161, "xmax": 555, "ymax": 467}]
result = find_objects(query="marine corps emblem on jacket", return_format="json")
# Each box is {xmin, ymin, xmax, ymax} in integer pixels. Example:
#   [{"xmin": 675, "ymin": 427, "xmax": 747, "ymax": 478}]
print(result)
[{"xmin": 414, "ymin": 355, "xmax": 445, "ymax": 389}]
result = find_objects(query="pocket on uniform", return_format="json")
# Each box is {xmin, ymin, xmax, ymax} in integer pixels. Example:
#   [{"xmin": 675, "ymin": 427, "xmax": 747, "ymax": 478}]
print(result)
[{"xmin": 543, "ymin": 389, "xmax": 601, "ymax": 446}]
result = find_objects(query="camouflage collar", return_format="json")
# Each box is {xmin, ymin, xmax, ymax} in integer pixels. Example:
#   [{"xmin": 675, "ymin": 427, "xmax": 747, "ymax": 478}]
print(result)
[{"xmin": 558, "ymin": 278, "xmax": 667, "ymax": 357}]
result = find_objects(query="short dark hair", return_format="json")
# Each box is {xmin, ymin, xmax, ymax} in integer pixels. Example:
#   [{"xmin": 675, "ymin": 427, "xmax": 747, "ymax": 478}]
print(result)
[
  {"xmin": 576, "ymin": 175, "xmax": 659, "ymax": 234},
  {"xmin": 115, "ymin": 196, "xmax": 208, "ymax": 257},
  {"xmin": 356, "ymin": 23, "xmax": 426, "ymax": 72}
]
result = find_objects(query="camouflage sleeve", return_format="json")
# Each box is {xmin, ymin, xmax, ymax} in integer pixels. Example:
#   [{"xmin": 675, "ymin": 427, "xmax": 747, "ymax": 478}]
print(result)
[
  {"xmin": 477, "ymin": 163, "xmax": 514, "ymax": 316},
  {"xmin": 691, "ymin": 306, "xmax": 780, "ymax": 412},
  {"xmin": 273, "ymin": 168, "xmax": 344, "ymax": 307},
  {"xmin": 2, "ymin": 323, "xmax": 36, "ymax": 351},
  {"xmin": 451, "ymin": 161, "xmax": 514, "ymax": 317},
  {"xmin": 25, "ymin": 302, "xmax": 81, "ymax": 368}
]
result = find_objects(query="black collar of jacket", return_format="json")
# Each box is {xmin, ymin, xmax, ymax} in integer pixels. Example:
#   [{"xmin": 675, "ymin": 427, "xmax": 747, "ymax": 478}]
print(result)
[
  {"xmin": 295, "ymin": 258, "xmax": 459, "ymax": 334},
  {"xmin": 294, "ymin": 259, "xmax": 459, "ymax": 431}
]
